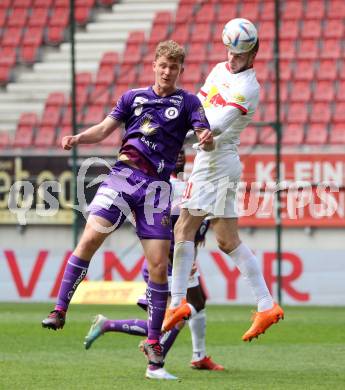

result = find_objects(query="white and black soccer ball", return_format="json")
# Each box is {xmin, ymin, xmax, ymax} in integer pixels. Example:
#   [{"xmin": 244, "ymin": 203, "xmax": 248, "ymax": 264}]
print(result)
[{"xmin": 222, "ymin": 18, "xmax": 258, "ymax": 53}]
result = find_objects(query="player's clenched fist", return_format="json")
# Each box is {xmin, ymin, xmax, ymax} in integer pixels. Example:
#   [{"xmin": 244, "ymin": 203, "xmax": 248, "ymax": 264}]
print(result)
[
  {"xmin": 198, "ymin": 129, "xmax": 214, "ymax": 151},
  {"xmin": 62, "ymin": 135, "xmax": 79, "ymax": 150}
]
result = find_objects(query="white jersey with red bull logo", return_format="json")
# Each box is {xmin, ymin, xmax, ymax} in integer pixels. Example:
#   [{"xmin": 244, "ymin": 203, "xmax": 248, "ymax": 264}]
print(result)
[{"xmin": 198, "ymin": 62, "xmax": 260, "ymax": 149}]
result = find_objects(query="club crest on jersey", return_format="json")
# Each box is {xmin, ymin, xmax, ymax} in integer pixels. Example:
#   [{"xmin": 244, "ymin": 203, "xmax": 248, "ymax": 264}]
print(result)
[{"xmin": 164, "ymin": 107, "xmax": 179, "ymax": 119}]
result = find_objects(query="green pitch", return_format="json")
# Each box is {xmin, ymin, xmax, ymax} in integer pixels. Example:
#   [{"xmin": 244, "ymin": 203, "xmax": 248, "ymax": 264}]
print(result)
[{"xmin": 1, "ymin": 303, "xmax": 344, "ymax": 389}]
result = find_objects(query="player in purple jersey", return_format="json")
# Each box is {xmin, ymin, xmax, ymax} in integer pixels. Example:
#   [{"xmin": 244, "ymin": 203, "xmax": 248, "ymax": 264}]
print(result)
[
  {"xmin": 41, "ymin": 40, "xmax": 213, "ymax": 380},
  {"xmin": 83, "ymin": 152, "xmax": 224, "ymax": 376}
]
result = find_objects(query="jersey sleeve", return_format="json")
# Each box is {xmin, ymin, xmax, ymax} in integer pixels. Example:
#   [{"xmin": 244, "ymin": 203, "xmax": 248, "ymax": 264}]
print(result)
[
  {"xmin": 108, "ymin": 90, "xmax": 132, "ymax": 122},
  {"xmin": 187, "ymin": 94, "xmax": 210, "ymax": 130}
]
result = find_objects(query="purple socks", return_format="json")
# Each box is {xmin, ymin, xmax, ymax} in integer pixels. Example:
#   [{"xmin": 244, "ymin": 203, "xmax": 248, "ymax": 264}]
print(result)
[
  {"xmin": 146, "ymin": 280, "xmax": 169, "ymax": 341},
  {"xmin": 55, "ymin": 255, "xmax": 89, "ymax": 312},
  {"xmin": 102, "ymin": 319, "xmax": 147, "ymax": 335}
]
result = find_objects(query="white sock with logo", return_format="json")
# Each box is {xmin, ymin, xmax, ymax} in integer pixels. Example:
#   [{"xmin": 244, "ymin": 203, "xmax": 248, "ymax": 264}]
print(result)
[
  {"xmin": 228, "ymin": 243, "xmax": 274, "ymax": 312},
  {"xmin": 170, "ymin": 241, "xmax": 195, "ymax": 308},
  {"xmin": 189, "ymin": 309, "xmax": 206, "ymax": 362}
]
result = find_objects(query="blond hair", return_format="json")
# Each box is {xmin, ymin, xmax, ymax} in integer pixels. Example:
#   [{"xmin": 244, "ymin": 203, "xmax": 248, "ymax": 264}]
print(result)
[{"xmin": 155, "ymin": 40, "xmax": 185, "ymax": 64}]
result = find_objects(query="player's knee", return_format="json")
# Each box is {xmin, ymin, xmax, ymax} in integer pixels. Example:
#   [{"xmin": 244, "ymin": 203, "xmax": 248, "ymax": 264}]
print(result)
[
  {"xmin": 217, "ymin": 237, "xmax": 240, "ymax": 254},
  {"xmin": 174, "ymin": 217, "xmax": 196, "ymax": 241},
  {"xmin": 148, "ymin": 259, "xmax": 168, "ymax": 281}
]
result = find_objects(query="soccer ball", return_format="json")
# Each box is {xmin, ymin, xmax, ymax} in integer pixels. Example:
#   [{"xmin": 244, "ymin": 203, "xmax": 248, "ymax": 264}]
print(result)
[{"xmin": 222, "ymin": 18, "xmax": 258, "ymax": 53}]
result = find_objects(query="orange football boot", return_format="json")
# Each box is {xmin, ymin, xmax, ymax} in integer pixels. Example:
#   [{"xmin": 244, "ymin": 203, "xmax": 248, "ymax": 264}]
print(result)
[
  {"xmin": 162, "ymin": 299, "xmax": 191, "ymax": 332},
  {"xmin": 242, "ymin": 303, "xmax": 284, "ymax": 342},
  {"xmin": 190, "ymin": 356, "xmax": 224, "ymax": 371}
]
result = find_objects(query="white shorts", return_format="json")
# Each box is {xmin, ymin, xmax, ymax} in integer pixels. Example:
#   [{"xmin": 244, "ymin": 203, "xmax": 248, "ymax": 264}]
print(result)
[{"xmin": 182, "ymin": 148, "xmax": 242, "ymax": 219}]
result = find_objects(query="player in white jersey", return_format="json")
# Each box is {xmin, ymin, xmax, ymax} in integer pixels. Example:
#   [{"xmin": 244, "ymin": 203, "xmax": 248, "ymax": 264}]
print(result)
[{"xmin": 163, "ymin": 19, "xmax": 284, "ymax": 341}]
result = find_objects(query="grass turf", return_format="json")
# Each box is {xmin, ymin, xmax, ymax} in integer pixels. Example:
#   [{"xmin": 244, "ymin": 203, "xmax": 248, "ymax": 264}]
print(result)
[{"xmin": 0, "ymin": 303, "xmax": 344, "ymax": 389}]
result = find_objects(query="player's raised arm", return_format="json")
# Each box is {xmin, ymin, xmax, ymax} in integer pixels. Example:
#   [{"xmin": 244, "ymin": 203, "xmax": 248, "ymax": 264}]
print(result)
[{"xmin": 61, "ymin": 116, "xmax": 121, "ymax": 150}]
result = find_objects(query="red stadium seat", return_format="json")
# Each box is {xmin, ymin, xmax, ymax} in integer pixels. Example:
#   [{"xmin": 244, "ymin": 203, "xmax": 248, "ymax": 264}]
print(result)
[
  {"xmin": 323, "ymin": 20, "xmax": 344, "ymax": 39},
  {"xmin": 95, "ymin": 68, "xmax": 114, "ymax": 87},
  {"xmin": 289, "ymin": 81, "xmax": 311, "ymax": 102},
  {"xmin": 0, "ymin": 0, "xmax": 13, "ymax": 9},
  {"xmin": 34, "ymin": 126, "xmax": 56, "ymax": 147},
  {"xmin": 0, "ymin": 64, "xmax": 13, "ymax": 85},
  {"xmin": 258, "ymin": 126, "xmax": 276, "ymax": 146},
  {"xmin": 175, "ymin": 5, "xmax": 194, "ymax": 25},
  {"xmin": 149, "ymin": 24, "xmax": 169, "ymax": 45},
  {"xmin": 339, "ymin": 61, "xmax": 345, "ymax": 80},
  {"xmin": 286, "ymin": 103, "xmax": 309, "ymax": 123},
  {"xmin": 170, "ymin": 24, "xmax": 190, "ymax": 45},
  {"xmin": 137, "ymin": 64, "xmax": 154, "ymax": 86},
  {"xmin": 83, "ymin": 105, "xmax": 106, "ymax": 125},
  {"xmin": 262, "ymin": 103, "xmax": 277, "ymax": 123},
  {"xmin": 305, "ymin": 124, "xmax": 328, "ymax": 145},
  {"xmin": 254, "ymin": 60, "xmax": 271, "ymax": 82},
  {"xmin": 310, "ymin": 102, "xmax": 332, "ymax": 124},
  {"xmin": 110, "ymin": 85, "xmax": 130, "ymax": 105},
  {"xmin": 190, "ymin": 23, "xmax": 212, "ymax": 44},
  {"xmin": 256, "ymin": 40, "xmax": 273, "ymax": 61},
  {"xmin": 282, "ymin": 124, "xmax": 304, "ymax": 146},
  {"xmin": 187, "ymin": 43, "xmax": 208, "ymax": 64},
  {"xmin": 329, "ymin": 125, "xmax": 345, "ymax": 145},
  {"xmin": 301, "ymin": 20, "xmax": 322, "ymax": 39},
  {"xmin": 327, "ymin": 1, "xmax": 345, "ymax": 19},
  {"xmin": 304, "ymin": 0, "xmax": 326, "ymax": 19},
  {"xmin": 313, "ymin": 81, "xmax": 335, "ymax": 102},
  {"xmin": 180, "ymin": 64, "xmax": 202, "ymax": 84},
  {"xmin": 333, "ymin": 103, "xmax": 345, "ymax": 124},
  {"xmin": 49, "ymin": 8, "xmax": 69, "ymax": 27},
  {"xmin": 45, "ymin": 92, "xmax": 65, "ymax": 108},
  {"xmin": 280, "ymin": 60, "xmax": 293, "ymax": 81},
  {"xmin": 18, "ymin": 112, "xmax": 38, "ymax": 127},
  {"xmin": 33, "ymin": 0, "xmax": 54, "ymax": 6},
  {"xmin": 336, "ymin": 81, "xmax": 345, "ymax": 101},
  {"xmin": 13, "ymin": 126, "xmax": 35, "ymax": 148},
  {"xmin": 279, "ymin": 40, "xmax": 296, "ymax": 60},
  {"xmin": 294, "ymin": 60, "xmax": 315, "ymax": 81},
  {"xmin": 240, "ymin": 126, "xmax": 257, "ymax": 147},
  {"xmin": 46, "ymin": 26, "xmax": 66, "ymax": 45},
  {"xmin": 266, "ymin": 81, "xmax": 289, "ymax": 103},
  {"xmin": 0, "ymin": 131, "xmax": 10, "ymax": 148},
  {"xmin": 20, "ymin": 44, "xmax": 40, "ymax": 64},
  {"xmin": 259, "ymin": 1, "xmax": 274, "ymax": 21},
  {"xmin": 258, "ymin": 21, "xmax": 274, "ymax": 40},
  {"xmin": 0, "ymin": 48, "xmax": 17, "ymax": 67},
  {"xmin": 282, "ymin": 1, "xmax": 303, "ymax": 20},
  {"xmin": 7, "ymin": 8, "xmax": 28, "ymax": 28},
  {"xmin": 89, "ymin": 87, "xmax": 110, "ymax": 106},
  {"xmin": 297, "ymin": 40, "xmax": 319, "ymax": 60},
  {"xmin": 152, "ymin": 11, "xmax": 172, "ymax": 26},
  {"xmin": 22, "ymin": 26, "xmax": 44, "ymax": 46},
  {"xmin": 317, "ymin": 59, "xmax": 338, "ymax": 81},
  {"xmin": 0, "ymin": 9, "xmax": 7, "ymax": 26},
  {"xmin": 100, "ymin": 52, "xmax": 119, "ymax": 67},
  {"xmin": 2, "ymin": 27, "xmax": 23, "ymax": 48},
  {"xmin": 117, "ymin": 67, "xmax": 137, "ymax": 86},
  {"xmin": 281, "ymin": 20, "xmax": 299, "ymax": 40},
  {"xmin": 207, "ymin": 42, "xmax": 227, "ymax": 63},
  {"xmin": 216, "ymin": 4, "xmax": 238, "ymax": 23},
  {"xmin": 54, "ymin": 0, "xmax": 69, "ymax": 7},
  {"xmin": 27, "ymin": 8, "xmax": 49, "ymax": 27},
  {"xmin": 239, "ymin": 2, "xmax": 260, "ymax": 20},
  {"xmin": 320, "ymin": 39, "xmax": 342, "ymax": 60},
  {"xmin": 195, "ymin": 3, "xmax": 216, "ymax": 23},
  {"xmin": 41, "ymin": 106, "xmax": 62, "ymax": 127},
  {"xmin": 75, "ymin": 6, "xmax": 92, "ymax": 26}
]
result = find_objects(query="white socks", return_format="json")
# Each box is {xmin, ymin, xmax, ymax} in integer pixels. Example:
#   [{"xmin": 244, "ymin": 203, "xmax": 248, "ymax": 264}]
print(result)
[
  {"xmin": 189, "ymin": 309, "xmax": 206, "ymax": 361},
  {"xmin": 170, "ymin": 241, "xmax": 195, "ymax": 308},
  {"xmin": 229, "ymin": 243, "xmax": 274, "ymax": 312}
]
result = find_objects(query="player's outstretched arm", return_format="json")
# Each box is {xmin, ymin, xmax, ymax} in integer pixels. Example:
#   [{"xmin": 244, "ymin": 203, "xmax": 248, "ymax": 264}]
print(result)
[{"xmin": 61, "ymin": 116, "xmax": 121, "ymax": 150}]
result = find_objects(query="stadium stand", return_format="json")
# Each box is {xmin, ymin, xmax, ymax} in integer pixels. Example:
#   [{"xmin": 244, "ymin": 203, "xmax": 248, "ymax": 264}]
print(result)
[{"xmin": 0, "ymin": 0, "xmax": 344, "ymax": 151}]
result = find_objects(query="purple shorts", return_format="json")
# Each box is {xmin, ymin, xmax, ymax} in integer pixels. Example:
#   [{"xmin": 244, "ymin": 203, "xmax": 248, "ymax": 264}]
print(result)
[{"xmin": 89, "ymin": 161, "xmax": 172, "ymax": 240}]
